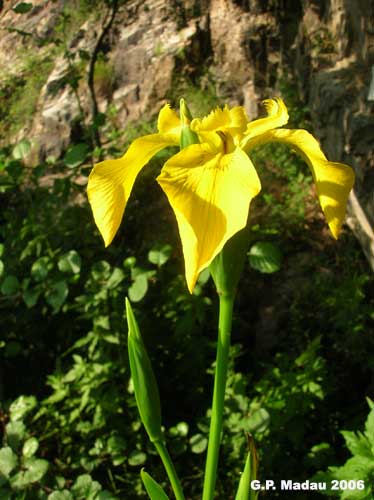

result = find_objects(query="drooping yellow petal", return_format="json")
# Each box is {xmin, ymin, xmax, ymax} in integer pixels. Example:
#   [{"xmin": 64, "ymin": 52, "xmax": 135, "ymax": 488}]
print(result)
[
  {"xmin": 191, "ymin": 105, "xmax": 248, "ymax": 136},
  {"xmin": 87, "ymin": 133, "xmax": 177, "ymax": 246},
  {"xmin": 157, "ymin": 104, "xmax": 181, "ymax": 142},
  {"xmin": 157, "ymin": 145, "xmax": 261, "ymax": 292},
  {"xmin": 241, "ymin": 98, "xmax": 289, "ymax": 147},
  {"xmin": 247, "ymin": 128, "xmax": 355, "ymax": 238}
]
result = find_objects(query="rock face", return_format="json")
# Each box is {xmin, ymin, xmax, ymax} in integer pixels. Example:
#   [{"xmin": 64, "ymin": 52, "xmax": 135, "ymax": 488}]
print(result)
[{"xmin": 1, "ymin": 0, "xmax": 373, "ymax": 266}]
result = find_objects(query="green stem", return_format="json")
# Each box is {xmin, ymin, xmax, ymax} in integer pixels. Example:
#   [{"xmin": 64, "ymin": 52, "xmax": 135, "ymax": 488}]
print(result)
[
  {"xmin": 202, "ymin": 294, "xmax": 235, "ymax": 500},
  {"xmin": 154, "ymin": 439, "xmax": 185, "ymax": 500}
]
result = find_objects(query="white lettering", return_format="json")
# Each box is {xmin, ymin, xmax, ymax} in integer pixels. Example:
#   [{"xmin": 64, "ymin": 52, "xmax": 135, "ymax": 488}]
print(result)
[
  {"xmin": 250, "ymin": 480, "xmax": 261, "ymax": 491},
  {"xmin": 281, "ymin": 480, "xmax": 293, "ymax": 490},
  {"xmin": 265, "ymin": 480, "xmax": 275, "ymax": 490}
]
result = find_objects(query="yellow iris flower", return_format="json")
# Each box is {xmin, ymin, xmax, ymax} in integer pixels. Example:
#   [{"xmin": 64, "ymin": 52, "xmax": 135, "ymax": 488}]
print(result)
[{"xmin": 87, "ymin": 98, "xmax": 354, "ymax": 293}]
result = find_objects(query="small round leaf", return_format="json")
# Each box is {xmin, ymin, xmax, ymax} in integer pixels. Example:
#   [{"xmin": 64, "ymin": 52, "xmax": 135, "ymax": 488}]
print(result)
[
  {"xmin": 248, "ymin": 241, "xmax": 282, "ymax": 274},
  {"xmin": 58, "ymin": 250, "xmax": 81, "ymax": 274},
  {"xmin": 189, "ymin": 433, "xmax": 208, "ymax": 454},
  {"xmin": 9, "ymin": 396, "xmax": 37, "ymax": 421},
  {"xmin": 48, "ymin": 491, "xmax": 73, "ymax": 500},
  {"xmin": 128, "ymin": 274, "xmax": 148, "ymax": 302},
  {"xmin": 31, "ymin": 257, "xmax": 50, "ymax": 281},
  {"xmin": 1, "ymin": 276, "xmax": 20, "ymax": 295},
  {"xmin": 63, "ymin": 143, "xmax": 89, "ymax": 168},
  {"xmin": 22, "ymin": 437, "xmax": 39, "ymax": 458},
  {"xmin": 45, "ymin": 281, "xmax": 68, "ymax": 311},
  {"xmin": 148, "ymin": 244, "xmax": 172, "ymax": 266},
  {"xmin": 12, "ymin": 139, "xmax": 31, "ymax": 159},
  {"xmin": 128, "ymin": 450, "xmax": 147, "ymax": 466},
  {"xmin": 0, "ymin": 447, "xmax": 18, "ymax": 478}
]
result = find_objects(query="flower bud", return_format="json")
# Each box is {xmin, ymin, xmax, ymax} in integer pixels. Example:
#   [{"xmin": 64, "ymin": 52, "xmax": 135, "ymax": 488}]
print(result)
[
  {"xmin": 126, "ymin": 298, "xmax": 163, "ymax": 443},
  {"xmin": 179, "ymin": 98, "xmax": 199, "ymax": 150}
]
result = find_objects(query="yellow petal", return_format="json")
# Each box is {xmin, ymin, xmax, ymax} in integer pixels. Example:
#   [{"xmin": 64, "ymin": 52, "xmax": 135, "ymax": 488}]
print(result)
[
  {"xmin": 87, "ymin": 133, "xmax": 176, "ymax": 246},
  {"xmin": 191, "ymin": 105, "xmax": 248, "ymax": 135},
  {"xmin": 247, "ymin": 128, "xmax": 355, "ymax": 238},
  {"xmin": 157, "ymin": 145, "xmax": 261, "ymax": 292},
  {"xmin": 157, "ymin": 104, "xmax": 181, "ymax": 142},
  {"xmin": 241, "ymin": 98, "xmax": 289, "ymax": 146}
]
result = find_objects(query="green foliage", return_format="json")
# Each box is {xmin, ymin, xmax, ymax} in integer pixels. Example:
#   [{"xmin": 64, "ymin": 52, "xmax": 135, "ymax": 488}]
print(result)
[
  {"xmin": 0, "ymin": 396, "xmax": 117, "ymax": 499},
  {"xmin": 211, "ymin": 338, "xmax": 327, "ymax": 496},
  {"xmin": 313, "ymin": 400, "xmax": 374, "ymax": 498}
]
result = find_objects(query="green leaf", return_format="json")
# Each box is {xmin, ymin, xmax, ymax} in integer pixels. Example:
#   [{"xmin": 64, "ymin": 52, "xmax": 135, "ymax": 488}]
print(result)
[
  {"xmin": 23, "ymin": 457, "xmax": 49, "ymax": 483},
  {"xmin": 6, "ymin": 421, "xmax": 26, "ymax": 450},
  {"xmin": 365, "ymin": 409, "xmax": 374, "ymax": 443},
  {"xmin": 1, "ymin": 275, "xmax": 20, "ymax": 295},
  {"xmin": 23, "ymin": 288, "xmax": 40, "ymax": 308},
  {"xmin": 128, "ymin": 274, "xmax": 148, "ymax": 302},
  {"xmin": 128, "ymin": 450, "xmax": 147, "ymax": 466},
  {"xmin": 48, "ymin": 491, "xmax": 74, "ymax": 500},
  {"xmin": 0, "ymin": 260, "xmax": 4, "ymax": 278},
  {"xmin": 58, "ymin": 250, "xmax": 82, "ymax": 274},
  {"xmin": 22, "ymin": 437, "xmax": 39, "ymax": 458},
  {"xmin": 148, "ymin": 244, "xmax": 172, "ymax": 266},
  {"xmin": 245, "ymin": 407, "xmax": 270, "ymax": 434},
  {"xmin": 96, "ymin": 492, "xmax": 119, "ymax": 500},
  {"xmin": 141, "ymin": 469, "xmax": 169, "ymax": 500},
  {"xmin": 197, "ymin": 267, "xmax": 210, "ymax": 285},
  {"xmin": 63, "ymin": 143, "xmax": 89, "ymax": 168},
  {"xmin": 45, "ymin": 281, "xmax": 68, "ymax": 311},
  {"xmin": 169, "ymin": 421, "xmax": 189, "ymax": 437},
  {"xmin": 9, "ymin": 395, "xmax": 37, "ymax": 421},
  {"xmin": 12, "ymin": 138, "xmax": 31, "ymax": 158},
  {"xmin": 0, "ymin": 244, "xmax": 4, "ymax": 257},
  {"xmin": 107, "ymin": 435, "xmax": 126, "ymax": 455},
  {"xmin": 341, "ymin": 431, "xmax": 372, "ymax": 459},
  {"xmin": 189, "ymin": 433, "xmax": 208, "ymax": 454},
  {"xmin": 248, "ymin": 241, "xmax": 282, "ymax": 274},
  {"xmin": 106, "ymin": 267, "xmax": 125, "ymax": 289},
  {"xmin": 0, "ymin": 447, "xmax": 18, "ymax": 478},
  {"xmin": 71, "ymin": 474, "xmax": 101, "ymax": 498},
  {"xmin": 123, "ymin": 256, "xmax": 136, "ymax": 268},
  {"xmin": 31, "ymin": 256, "xmax": 50, "ymax": 281},
  {"xmin": 235, "ymin": 452, "xmax": 251, "ymax": 500}
]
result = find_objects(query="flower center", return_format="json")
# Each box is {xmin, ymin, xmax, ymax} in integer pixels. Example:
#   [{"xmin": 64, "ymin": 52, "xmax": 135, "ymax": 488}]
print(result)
[{"xmin": 216, "ymin": 131, "xmax": 235, "ymax": 154}]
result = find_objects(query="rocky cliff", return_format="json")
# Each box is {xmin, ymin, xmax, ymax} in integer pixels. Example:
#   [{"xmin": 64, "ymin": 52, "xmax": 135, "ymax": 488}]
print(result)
[{"xmin": 1, "ymin": 0, "xmax": 373, "ymax": 265}]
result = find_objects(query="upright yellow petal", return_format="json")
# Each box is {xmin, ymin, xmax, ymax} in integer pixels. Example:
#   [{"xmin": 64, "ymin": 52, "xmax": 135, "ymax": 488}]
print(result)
[
  {"xmin": 247, "ymin": 128, "xmax": 355, "ymax": 238},
  {"xmin": 87, "ymin": 133, "xmax": 176, "ymax": 246},
  {"xmin": 157, "ymin": 145, "xmax": 261, "ymax": 292},
  {"xmin": 191, "ymin": 105, "xmax": 248, "ymax": 135},
  {"xmin": 157, "ymin": 104, "xmax": 181, "ymax": 142},
  {"xmin": 241, "ymin": 98, "xmax": 289, "ymax": 146}
]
